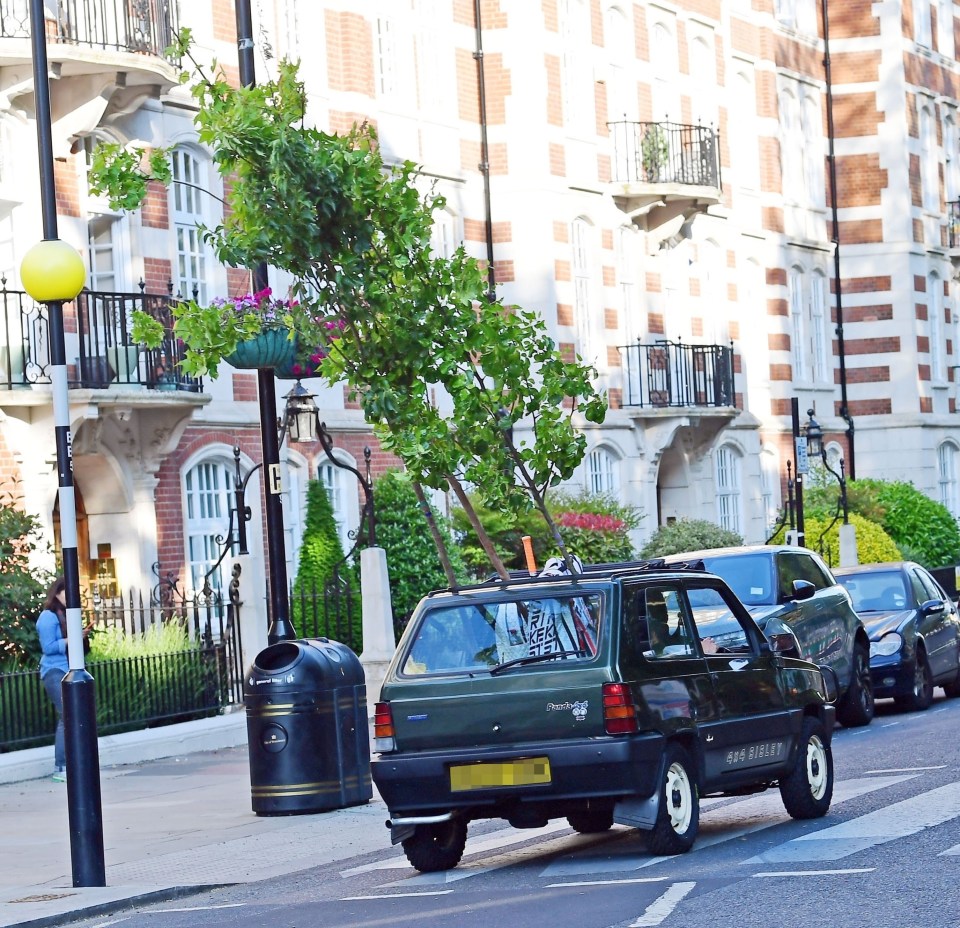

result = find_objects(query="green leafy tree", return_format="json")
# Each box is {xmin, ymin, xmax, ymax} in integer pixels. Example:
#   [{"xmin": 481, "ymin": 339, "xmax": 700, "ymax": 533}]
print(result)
[
  {"xmin": 374, "ymin": 471, "xmax": 467, "ymax": 631},
  {"xmin": 453, "ymin": 490, "xmax": 641, "ymax": 579},
  {"xmin": 90, "ymin": 35, "xmax": 606, "ymax": 580},
  {"xmin": 291, "ymin": 481, "xmax": 360, "ymax": 648},
  {"xmin": 639, "ymin": 519, "xmax": 743, "ymax": 558},
  {"xmin": 0, "ymin": 498, "xmax": 53, "ymax": 669}
]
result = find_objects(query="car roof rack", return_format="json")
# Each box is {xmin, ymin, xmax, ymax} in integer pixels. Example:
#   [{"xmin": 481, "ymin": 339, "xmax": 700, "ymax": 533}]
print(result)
[{"xmin": 421, "ymin": 557, "xmax": 710, "ymax": 599}]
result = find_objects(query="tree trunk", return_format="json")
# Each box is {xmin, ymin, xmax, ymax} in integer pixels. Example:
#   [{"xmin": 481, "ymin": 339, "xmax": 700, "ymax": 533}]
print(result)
[
  {"xmin": 447, "ymin": 476, "xmax": 510, "ymax": 580},
  {"xmin": 412, "ymin": 481, "xmax": 459, "ymax": 590}
]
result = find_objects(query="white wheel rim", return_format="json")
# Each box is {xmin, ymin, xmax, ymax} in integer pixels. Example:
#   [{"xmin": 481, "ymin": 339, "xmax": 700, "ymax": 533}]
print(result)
[
  {"xmin": 665, "ymin": 761, "xmax": 692, "ymax": 833},
  {"xmin": 806, "ymin": 735, "xmax": 828, "ymax": 801}
]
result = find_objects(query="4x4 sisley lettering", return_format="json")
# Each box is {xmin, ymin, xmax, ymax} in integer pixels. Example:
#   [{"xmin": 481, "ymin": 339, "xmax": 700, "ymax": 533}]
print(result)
[{"xmin": 371, "ymin": 561, "xmax": 836, "ymax": 873}]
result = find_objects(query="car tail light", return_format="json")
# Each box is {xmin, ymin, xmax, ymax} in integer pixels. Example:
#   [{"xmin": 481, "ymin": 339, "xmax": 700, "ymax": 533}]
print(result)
[
  {"xmin": 603, "ymin": 683, "xmax": 638, "ymax": 734},
  {"xmin": 374, "ymin": 702, "xmax": 396, "ymax": 752}
]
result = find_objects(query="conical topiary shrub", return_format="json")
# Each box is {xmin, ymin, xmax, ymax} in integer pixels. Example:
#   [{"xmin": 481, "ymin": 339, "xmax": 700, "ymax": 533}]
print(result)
[{"xmin": 291, "ymin": 480, "xmax": 361, "ymax": 650}]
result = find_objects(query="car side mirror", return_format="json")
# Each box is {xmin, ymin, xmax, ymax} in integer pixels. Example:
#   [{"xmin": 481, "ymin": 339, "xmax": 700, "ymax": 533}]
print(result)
[
  {"xmin": 789, "ymin": 579, "xmax": 816, "ymax": 602},
  {"xmin": 921, "ymin": 599, "xmax": 945, "ymax": 616},
  {"xmin": 768, "ymin": 631, "xmax": 801, "ymax": 657}
]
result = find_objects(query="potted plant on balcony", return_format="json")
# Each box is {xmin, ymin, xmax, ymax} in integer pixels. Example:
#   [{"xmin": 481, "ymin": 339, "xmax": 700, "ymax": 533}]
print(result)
[{"xmin": 641, "ymin": 124, "xmax": 671, "ymax": 182}]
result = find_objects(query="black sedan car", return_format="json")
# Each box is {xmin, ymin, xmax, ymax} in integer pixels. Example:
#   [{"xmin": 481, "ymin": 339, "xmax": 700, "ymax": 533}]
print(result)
[{"xmin": 834, "ymin": 562, "xmax": 960, "ymax": 711}]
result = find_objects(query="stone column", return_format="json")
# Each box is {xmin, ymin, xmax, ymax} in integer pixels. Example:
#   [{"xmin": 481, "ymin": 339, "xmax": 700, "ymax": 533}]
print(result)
[{"xmin": 359, "ymin": 547, "xmax": 396, "ymax": 716}]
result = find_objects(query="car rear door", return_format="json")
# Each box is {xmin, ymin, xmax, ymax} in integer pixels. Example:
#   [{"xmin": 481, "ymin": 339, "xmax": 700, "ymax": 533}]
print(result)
[
  {"xmin": 682, "ymin": 581, "xmax": 792, "ymax": 786},
  {"xmin": 912, "ymin": 567, "xmax": 957, "ymax": 679}
]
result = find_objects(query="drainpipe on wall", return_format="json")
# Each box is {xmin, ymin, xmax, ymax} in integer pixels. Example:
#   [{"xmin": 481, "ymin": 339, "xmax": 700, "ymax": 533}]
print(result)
[
  {"xmin": 822, "ymin": 0, "xmax": 855, "ymax": 478},
  {"xmin": 474, "ymin": 0, "xmax": 496, "ymax": 302}
]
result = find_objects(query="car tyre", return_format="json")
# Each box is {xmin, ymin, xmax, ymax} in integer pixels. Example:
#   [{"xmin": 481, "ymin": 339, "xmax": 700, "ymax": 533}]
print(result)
[
  {"xmin": 567, "ymin": 808, "xmax": 614, "ymax": 834},
  {"xmin": 645, "ymin": 743, "xmax": 699, "ymax": 856},
  {"xmin": 837, "ymin": 641, "xmax": 874, "ymax": 727},
  {"xmin": 779, "ymin": 716, "xmax": 833, "ymax": 819},
  {"xmin": 895, "ymin": 647, "xmax": 934, "ymax": 712},
  {"xmin": 402, "ymin": 819, "xmax": 468, "ymax": 873}
]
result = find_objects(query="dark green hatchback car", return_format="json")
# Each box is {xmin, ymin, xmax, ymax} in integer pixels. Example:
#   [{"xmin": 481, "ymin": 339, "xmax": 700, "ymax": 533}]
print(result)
[{"xmin": 371, "ymin": 561, "xmax": 836, "ymax": 872}]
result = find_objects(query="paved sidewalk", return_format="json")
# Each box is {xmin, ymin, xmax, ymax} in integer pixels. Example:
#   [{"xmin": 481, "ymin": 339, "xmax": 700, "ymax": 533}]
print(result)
[{"xmin": 0, "ymin": 724, "xmax": 392, "ymax": 928}]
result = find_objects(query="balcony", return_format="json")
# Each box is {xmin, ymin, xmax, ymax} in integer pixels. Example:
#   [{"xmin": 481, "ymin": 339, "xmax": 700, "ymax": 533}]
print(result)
[
  {"xmin": 0, "ymin": 281, "xmax": 201, "ymax": 395},
  {"xmin": 0, "ymin": 0, "xmax": 180, "ymax": 154},
  {"xmin": 607, "ymin": 120, "xmax": 721, "ymax": 237},
  {"xmin": 618, "ymin": 339, "xmax": 735, "ymax": 410}
]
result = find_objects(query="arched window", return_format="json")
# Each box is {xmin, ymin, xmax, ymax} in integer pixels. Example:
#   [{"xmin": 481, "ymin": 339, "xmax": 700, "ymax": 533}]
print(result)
[
  {"xmin": 170, "ymin": 147, "xmax": 211, "ymax": 303},
  {"xmin": 715, "ymin": 445, "xmax": 743, "ymax": 535},
  {"xmin": 939, "ymin": 441, "xmax": 959, "ymax": 515},
  {"xmin": 560, "ymin": 0, "xmax": 593, "ymax": 133},
  {"xmin": 650, "ymin": 17, "xmax": 679, "ymax": 122},
  {"xmin": 587, "ymin": 447, "xmax": 619, "ymax": 495},
  {"xmin": 605, "ymin": 5, "xmax": 633, "ymax": 121},
  {"xmin": 779, "ymin": 87, "xmax": 803, "ymax": 201},
  {"xmin": 183, "ymin": 457, "xmax": 236, "ymax": 593},
  {"xmin": 316, "ymin": 461, "xmax": 347, "ymax": 551},
  {"xmin": 790, "ymin": 265, "xmax": 828, "ymax": 384}
]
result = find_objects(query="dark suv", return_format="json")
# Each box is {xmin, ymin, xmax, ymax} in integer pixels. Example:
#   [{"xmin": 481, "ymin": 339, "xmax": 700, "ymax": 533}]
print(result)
[
  {"xmin": 666, "ymin": 545, "xmax": 873, "ymax": 727},
  {"xmin": 371, "ymin": 561, "xmax": 836, "ymax": 872}
]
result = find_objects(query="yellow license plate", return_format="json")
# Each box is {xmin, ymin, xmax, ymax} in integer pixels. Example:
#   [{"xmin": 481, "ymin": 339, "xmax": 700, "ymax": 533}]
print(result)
[{"xmin": 449, "ymin": 757, "xmax": 551, "ymax": 791}]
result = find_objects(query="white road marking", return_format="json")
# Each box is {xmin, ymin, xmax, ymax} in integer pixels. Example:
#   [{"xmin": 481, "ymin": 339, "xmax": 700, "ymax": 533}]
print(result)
[
  {"xmin": 342, "ymin": 891, "xmax": 453, "ymax": 899},
  {"xmin": 152, "ymin": 904, "xmax": 246, "ymax": 913},
  {"xmin": 629, "ymin": 881, "xmax": 696, "ymax": 927},
  {"xmin": 752, "ymin": 868, "xmax": 874, "ymax": 877},
  {"xmin": 880, "ymin": 721, "xmax": 902, "ymax": 728},
  {"xmin": 746, "ymin": 781, "xmax": 960, "ymax": 863},
  {"xmin": 543, "ymin": 774, "xmax": 915, "ymax": 877},
  {"xmin": 938, "ymin": 844, "xmax": 960, "ymax": 856},
  {"xmin": 546, "ymin": 877, "xmax": 668, "ymax": 888},
  {"xmin": 863, "ymin": 766, "xmax": 945, "ymax": 773}
]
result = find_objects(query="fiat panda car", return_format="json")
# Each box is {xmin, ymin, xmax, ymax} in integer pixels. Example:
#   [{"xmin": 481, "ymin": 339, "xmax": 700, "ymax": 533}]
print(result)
[{"xmin": 371, "ymin": 561, "xmax": 836, "ymax": 873}]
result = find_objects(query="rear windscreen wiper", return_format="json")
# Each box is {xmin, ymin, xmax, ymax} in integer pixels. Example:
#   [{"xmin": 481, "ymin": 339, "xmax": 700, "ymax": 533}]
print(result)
[{"xmin": 489, "ymin": 649, "xmax": 586, "ymax": 675}]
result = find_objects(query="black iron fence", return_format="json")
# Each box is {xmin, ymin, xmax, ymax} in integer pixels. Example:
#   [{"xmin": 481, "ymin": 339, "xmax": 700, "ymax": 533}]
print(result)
[
  {"xmin": 0, "ymin": 0, "xmax": 180, "ymax": 60},
  {"xmin": 0, "ymin": 281, "xmax": 200, "ymax": 392},
  {"xmin": 619, "ymin": 339, "xmax": 734, "ymax": 409},
  {"xmin": 608, "ymin": 120, "xmax": 720, "ymax": 188},
  {"xmin": 290, "ymin": 568, "xmax": 362, "ymax": 653}
]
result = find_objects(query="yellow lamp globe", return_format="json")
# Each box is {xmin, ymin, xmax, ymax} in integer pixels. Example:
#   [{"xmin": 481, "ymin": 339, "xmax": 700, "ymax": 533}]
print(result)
[{"xmin": 20, "ymin": 239, "xmax": 86, "ymax": 302}]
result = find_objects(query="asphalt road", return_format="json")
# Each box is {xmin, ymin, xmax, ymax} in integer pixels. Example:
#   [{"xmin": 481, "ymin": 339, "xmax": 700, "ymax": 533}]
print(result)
[{"xmin": 71, "ymin": 694, "xmax": 960, "ymax": 928}]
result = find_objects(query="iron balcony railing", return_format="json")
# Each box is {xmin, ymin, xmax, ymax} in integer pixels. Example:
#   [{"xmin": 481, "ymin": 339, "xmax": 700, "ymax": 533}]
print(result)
[
  {"xmin": 0, "ymin": 0, "xmax": 179, "ymax": 60},
  {"xmin": 619, "ymin": 339, "xmax": 734, "ymax": 409},
  {"xmin": 608, "ymin": 120, "xmax": 720, "ymax": 189},
  {"xmin": 949, "ymin": 200, "xmax": 960, "ymax": 249},
  {"xmin": 0, "ymin": 280, "xmax": 200, "ymax": 392}
]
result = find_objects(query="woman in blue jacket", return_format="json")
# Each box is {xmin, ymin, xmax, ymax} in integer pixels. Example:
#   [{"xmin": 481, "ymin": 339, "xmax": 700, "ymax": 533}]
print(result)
[{"xmin": 36, "ymin": 577, "xmax": 69, "ymax": 781}]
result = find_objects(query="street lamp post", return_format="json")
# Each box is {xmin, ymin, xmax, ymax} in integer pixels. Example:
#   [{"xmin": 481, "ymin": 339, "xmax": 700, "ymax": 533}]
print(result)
[
  {"xmin": 234, "ymin": 0, "xmax": 294, "ymax": 645},
  {"xmin": 789, "ymin": 397, "xmax": 806, "ymax": 547},
  {"xmin": 805, "ymin": 409, "xmax": 858, "ymax": 566},
  {"xmin": 21, "ymin": 0, "xmax": 105, "ymax": 887}
]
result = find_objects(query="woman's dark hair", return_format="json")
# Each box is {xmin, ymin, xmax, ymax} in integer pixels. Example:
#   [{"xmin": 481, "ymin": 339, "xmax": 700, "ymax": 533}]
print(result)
[{"xmin": 42, "ymin": 576, "xmax": 66, "ymax": 613}]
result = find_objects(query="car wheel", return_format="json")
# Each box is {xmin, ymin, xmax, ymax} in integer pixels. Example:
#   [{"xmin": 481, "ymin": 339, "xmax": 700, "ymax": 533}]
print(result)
[
  {"xmin": 837, "ymin": 641, "xmax": 874, "ymax": 727},
  {"xmin": 567, "ymin": 808, "xmax": 614, "ymax": 834},
  {"xmin": 645, "ymin": 743, "xmax": 699, "ymax": 856},
  {"xmin": 401, "ymin": 819, "xmax": 468, "ymax": 873},
  {"xmin": 895, "ymin": 648, "xmax": 934, "ymax": 712},
  {"xmin": 779, "ymin": 716, "xmax": 833, "ymax": 819}
]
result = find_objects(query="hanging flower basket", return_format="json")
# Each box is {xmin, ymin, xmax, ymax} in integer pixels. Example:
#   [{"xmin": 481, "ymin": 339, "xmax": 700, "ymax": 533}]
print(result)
[
  {"xmin": 225, "ymin": 326, "xmax": 296, "ymax": 370},
  {"xmin": 275, "ymin": 338, "xmax": 327, "ymax": 380}
]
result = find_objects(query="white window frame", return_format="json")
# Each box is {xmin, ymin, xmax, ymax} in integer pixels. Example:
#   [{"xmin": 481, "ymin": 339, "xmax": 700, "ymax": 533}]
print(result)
[
  {"xmin": 587, "ymin": 448, "xmax": 619, "ymax": 496},
  {"xmin": 183, "ymin": 457, "xmax": 237, "ymax": 594},
  {"xmin": 572, "ymin": 217, "xmax": 597, "ymax": 361},
  {"xmin": 789, "ymin": 267, "xmax": 806, "ymax": 378},
  {"xmin": 930, "ymin": 272, "xmax": 946, "ymax": 382},
  {"xmin": 917, "ymin": 0, "xmax": 932, "ymax": 48},
  {"xmin": 809, "ymin": 270, "xmax": 828, "ymax": 384},
  {"xmin": 170, "ymin": 147, "xmax": 210, "ymax": 303},
  {"xmin": 560, "ymin": 0, "xmax": 593, "ymax": 134},
  {"xmin": 920, "ymin": 102, "xmax": 939, "ymax": 213},
  {"xmin": 715, "ymin": 445, "xmax": 743, "ymax": 535},
  {"xmin": 605, "ymin": 5, "xmax": 634, "ymax": 121}
]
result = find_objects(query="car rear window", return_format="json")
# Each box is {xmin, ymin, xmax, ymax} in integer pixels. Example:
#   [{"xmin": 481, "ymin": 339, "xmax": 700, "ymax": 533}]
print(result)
[
  {"xmin": 836, "ymin": 571, "xmax": 907, "ymax": 611},
  {"xmin": 400, "ymin": 594, "xmax": 603, "ymax": 676},
  {"xmin": 699, "ymin": 554, "xmax": 776, "ymax": 606}
]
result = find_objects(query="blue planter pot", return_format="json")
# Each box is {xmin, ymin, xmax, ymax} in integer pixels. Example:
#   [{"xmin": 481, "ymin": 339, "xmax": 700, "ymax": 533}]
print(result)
[{"xmin": 225, "ymin": 327, "xmax": 296, "ymax": 370}]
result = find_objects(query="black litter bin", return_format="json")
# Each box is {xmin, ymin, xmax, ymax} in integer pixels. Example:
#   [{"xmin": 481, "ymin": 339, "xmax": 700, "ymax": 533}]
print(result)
[{"xmin": 244, "ymin": 637, "xmax": 372, "ymax": 815}]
